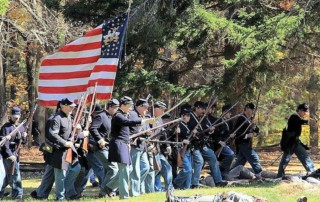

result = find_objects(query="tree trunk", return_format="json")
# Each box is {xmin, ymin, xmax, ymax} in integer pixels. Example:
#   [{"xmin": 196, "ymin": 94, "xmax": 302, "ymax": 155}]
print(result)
[
  {"xmin": 309, "ymin": 93, "xmax": 318, "ymax": 147},
  {"xmin": 0, "ymin": 46, "xmax": 7, "ymax": 126}
]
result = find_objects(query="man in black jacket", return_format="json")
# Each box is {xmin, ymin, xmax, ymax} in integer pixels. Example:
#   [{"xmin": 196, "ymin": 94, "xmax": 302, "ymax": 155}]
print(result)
[
  {"xmin": 230, "ymin": 103, "xmax": 262, "ymax": 179},
  {"xmin": 0, "ymin": 106, "xmax": 26, "ymax": 200},
  {"xmin": 277, "ymin": 103, "xmax": 316, "ymax": 178},
  {"xmin": 89, "ymin": 101, "xmax": 120, "ymax": 198},
  {"xmin": 45, "ymin": 98, "xmax": 80, "ymax": 201},
  {"xmin": 108, "ymin": 96, "xmax": 154, "ymax": 199}
]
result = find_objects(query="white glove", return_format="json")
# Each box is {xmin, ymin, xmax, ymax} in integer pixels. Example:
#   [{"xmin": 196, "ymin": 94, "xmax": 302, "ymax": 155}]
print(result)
[
  {"xmin": 144, "ymin": 118, "xmax": 156, "ymax": 124},
  {"xmin": 166, "ymin": 146, "xmax": 172, "ymax": 156},
  {"xmin": 83, "ymin": 130, "xmax": 89, "ymax": 137},
  {"xmin": 182, "ymin": 139, "xmax": 190, "ymax": 145},
  {"xmin": 98, "ymin": 139, "xmax": 107, "ymax": 148},
  {"xmin": 219, "ymin": 141, "xmax": 226, "ymax": 147},
  {"xmin": 176, "ymin": 127, "xmax": 181, "ymax": 134},
  {"xmin": 64, "ymin": 141, "xmax": 73, "ymax": 148},
  {"xmin": 245, "ymin": 133, "xmax": 254, "ymax": 139},
  {"xmin": 22, "ymin": 132, "xmax": 28, "ymax": 138},
  {"xmin": 5, "ymin": 135, "xmax": 11, "ymax": 140},
  {"xmin": 8, "ymin": 155, "xmax": 17, "ymax": 162},
  {"xmin": 75, "ymin": 143, "xmax": 80, "ymax": 148}
]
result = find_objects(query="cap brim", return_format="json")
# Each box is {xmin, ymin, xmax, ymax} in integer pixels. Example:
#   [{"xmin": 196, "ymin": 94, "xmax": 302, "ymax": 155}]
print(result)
[
  {"xmin": 70, "ymin": 103, "xmax": 76, "ymax": 107},
  {"xmin": 12, "ymin": 115, "xmax": 21, "ymax": 118}
]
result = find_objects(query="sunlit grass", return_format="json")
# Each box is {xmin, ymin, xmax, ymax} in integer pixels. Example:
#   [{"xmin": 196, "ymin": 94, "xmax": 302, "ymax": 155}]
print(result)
[{"xmin": 1, "ymin": 178, "xmax": 320, "ymax": 202}]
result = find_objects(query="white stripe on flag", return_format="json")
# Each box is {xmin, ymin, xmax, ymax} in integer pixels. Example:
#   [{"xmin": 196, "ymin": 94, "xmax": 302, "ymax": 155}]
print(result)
[
  {"xmin": 38, "ymin": 72, "xmax": 117, "ymax": 87},
  {"xmin": 38, "ymin": 86, "xmax": 114, "ymax": 101},
  {"xmin": 39, "ymin": 58, "xmax": 119, "ymax": 73},
  {"xmin": 44, "ymin": 48, "xmax": 101, "ymax": 59}
]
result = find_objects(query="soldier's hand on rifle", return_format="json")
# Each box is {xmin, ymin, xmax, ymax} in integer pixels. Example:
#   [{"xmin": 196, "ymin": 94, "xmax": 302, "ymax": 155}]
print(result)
[
  {"xmin": 75, "ymin": 143, "xmax": 80, "ymax": 148},
  {"xmin": 245, "ymin": 133, "xmax": 254, "ymax": 139},
  {"xmin": 83, "ymin": 130, "xmax": 89, "ymax": 137},
  {"xmin": 182, "ymin": 139, "xmax": 190, "ymax": 145},
  {"xmin": 209, "ymin": 127, "xmax": 215, "ymax": 134},
  {"xmin": 144, "ymin": 118, "xmax": 156, "ymax": 124},
  {"xmin": 64, "ymin": 141, "xmax": 73, "ymax": 148},
  {"xmin": 7, "ymin": 155, "xmax": 17, "ymax": 162},
  {"xmin": 218, "ymin": 141, "xmax": 226, "ymax": 147},
  {"xmin": 175, "ymin": 127, "xmax": 181, "ymax": 134},
  {"xmin": 5, "ymin": 135, "xmax": 11, "ymax": 140},
  {"xmin": 22, "ymin": 132, "xmax": 28, "ymax": 138},
  {"xmin": 145, "ymin": 129, "xmax": 152, "ymax": 136},
  {"xmin": 166, "ymin": 146, "xmax": 172, "ymax": 156},
  {"xmin": 98, "ymin": 139, "xmax": 107, "ymax": 148},
  {"xmin": 230, "ymin": 133, "xmax": 236, "ymax": 138},
  {"xmin": 192, "ymin": 129, "xmax": 197, "ymax": 136},
  {"xmin": 87, "ymin": 116, "xmax": 92, "ymax": 124}
]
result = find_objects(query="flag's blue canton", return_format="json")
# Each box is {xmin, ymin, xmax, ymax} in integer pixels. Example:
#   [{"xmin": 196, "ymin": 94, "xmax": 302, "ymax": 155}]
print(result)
[{"xmin": 101, "ymin": 13, "xmax": 128, "ymax": 58}]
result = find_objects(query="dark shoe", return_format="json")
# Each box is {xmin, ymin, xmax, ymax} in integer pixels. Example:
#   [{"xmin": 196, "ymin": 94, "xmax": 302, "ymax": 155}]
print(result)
[
  {"xmin": 216, "ymin": 181, "xmax": 228, "ymax": 187},
  {"xmin": 30, "ymin": 190, "xmax": 47, "ymax": 200},
  {"xmin": 91, "ymin": 181, "xmax": 99, "ymax": 187},
  {"xmin": 67, "ymin": 194, "xmax": 82, "ymax": 200},
  {"xmin": 4, "ymin": 192, "xmax": 10, "ymax": 197},
  {"xmin": 190, "ymin": 184, "xmax": 200, "ymax": 189}
]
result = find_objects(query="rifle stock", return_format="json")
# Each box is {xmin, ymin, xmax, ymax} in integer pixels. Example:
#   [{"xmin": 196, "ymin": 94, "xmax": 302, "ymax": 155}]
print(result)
[
  {"xmin": 66, "ymin": 93, "xmax": 88, "ymax": 163},
  {"xmin": 82, "ymin": 83, "xmax": 98, "ymax": 152}
]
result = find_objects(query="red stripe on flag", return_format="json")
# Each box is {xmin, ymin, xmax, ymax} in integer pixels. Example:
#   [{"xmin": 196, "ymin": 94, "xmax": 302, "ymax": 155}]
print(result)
[
  {"xmin": 41, "ymin": 56, "xmax": 100, "ymax": 66},
  {"xmin": 38, "ymin": 79, "xmax": 115, "ymax": 94},
  {"xmin": 59, "ymin": 42, "xmax": 101, "ymax": 52},
  {"xmin": 87, "ymin": 93, "xmax": 113, "ymax": 103},
  {"xmin": 39, "ymin": 65, "xmax": 117, "ymax": 80},
  {"xmin": 84, "ymin": 28, "xmax": 102, "ymax": 37}
]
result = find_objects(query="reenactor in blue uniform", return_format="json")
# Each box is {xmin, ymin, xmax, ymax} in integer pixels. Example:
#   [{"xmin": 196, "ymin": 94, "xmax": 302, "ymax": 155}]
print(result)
[
  {"xmin": 44, "ymin": 98, "xmax": 81, "ymax": 200},
  {"xmin": 230, "ymin": 103, "xmax": 262, "ymax": 179},
  {"xmin": 108, "ymin": 96, "xmax": 155, "ymax": 199},
  {"xmin": 212, "ymin": 104, "xmax": 235, "ymax": 175},
  {"xmin": 0, "ymin": 106, "xmax": 27, "ymax": 200},
  {"xmin": 173, "ymin": 107, "xmax": 192, "ymax": 189},
  {"xmin": 277, "ymin": 103, "xmax": 316, "ymax": 178},
  {"xmin": 152, "ymin": 101, "xmax": 173, "ymax": 191},
  {"xmin": 129, "ymin": 99, "xmax": 152, "ymax": 196},
  {"xmin": 89, "ymin": 102, "xmax": 120, "ymax": 198}
]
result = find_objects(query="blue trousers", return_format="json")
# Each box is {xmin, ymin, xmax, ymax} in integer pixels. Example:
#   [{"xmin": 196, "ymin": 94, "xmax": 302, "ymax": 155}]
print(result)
[
  {"xmin": 191, "ymin": 149, "xmax": 204, "ymax": 186},
  {"xmin": 233, "ymin": 143, "xmax": 262, "ymax": 174},
  {"xmin": 35, "ymin": 164, "xmax": 54, "ymax": 198},
  {"xmin": 141, "ymin": 152, "xmax": 155, "ymax": 194},
  {"xmin": 86, "ymin": 150, "xmax": 104, "ymax": 184},
  {"xmin": 201, "ymin": 146, "xmax": 223, "ymax": 183},
  {"xmin": 94, "ymin": 148, "xmax": 119, "ymax": 193},
  {"xmin": 130, "ymin": 148, "xmax": 149, "ymax": 196},
  {"xmin": 0, "ymin": 159, "xmax": 5, "ymax": 196},
  {"xmin": 158, "ymin": 153, "xmax": 173, "ymax": 190},
  {"xmin": 53, "ymin": 163, "xmax": 81, "ymax": 200},
  {"xmin": 219, "ymin": 146, "xmax": 235, "ymax": 172},
  {"xmin": 277, "ymin": 143, "xmax": 315, "ymax": 178},
  {"xmin": 118, "ymin": 163, "xmax": 130, "ymax": 199},
  {"xmin": 173, "ymin": 150, "xmax": 192, "ymax": 189},
  {"xmin": 0, "ymin": 160, "xmax": 23, "ymax": 199}
]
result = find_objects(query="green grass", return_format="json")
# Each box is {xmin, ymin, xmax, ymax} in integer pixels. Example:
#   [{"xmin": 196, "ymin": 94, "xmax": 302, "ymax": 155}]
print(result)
[{"xmin": 2, "ymin": 178, "xmax": 320, "ymax": 202}]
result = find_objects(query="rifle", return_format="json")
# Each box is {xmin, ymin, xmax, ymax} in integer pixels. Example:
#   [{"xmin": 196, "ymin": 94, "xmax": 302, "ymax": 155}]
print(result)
[
  {"xmin": 155, "ymin": 93, "xmax": 194, "ymax": 120},
  {"xmin": 130, "ymin": 118, "xmax": 182, "ymax": 140},
  {"xmin": 180, "ymin": 93, "xmax": 217, "ymax": 159},
  {"xmin": 65, "ymin": 93, "xmax": 88, "ymax": 163},
  {"xmin": 239, "ymin": 90, "xmax": 261, "ymax": 138},
  {"xmin": 82, "ymin": 83, "xmax": 98, "ymax": 152},
  {"xmin": 148, "ymin": 139, "xmax": 183, "ymax": 145},
  {"xmin": 0, "ymin": 120, "xmax": 27, "ymax": 147},
  {"xmin": 10, "ymin": 101, "xmax": 38, "ymax": 175},
  {"xmin": 215, "ymin": 114, "xmax": 251, "ymax": 158},
  {"xmin": 200, "ymin": 102, "xmax": 239, "ymax": 135}
]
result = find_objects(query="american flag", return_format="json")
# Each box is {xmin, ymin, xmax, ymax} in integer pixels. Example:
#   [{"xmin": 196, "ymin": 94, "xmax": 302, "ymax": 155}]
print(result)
[{"xmin": 38, "ymin": 13, "xmax": 128, "ymax": 107}]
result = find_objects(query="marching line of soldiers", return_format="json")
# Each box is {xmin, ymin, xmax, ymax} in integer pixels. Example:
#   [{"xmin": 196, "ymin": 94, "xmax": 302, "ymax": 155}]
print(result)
[{"xmin": 0, "ymin": 96, "xmax": 317, "ymax": 201}]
